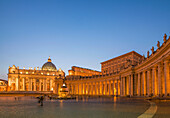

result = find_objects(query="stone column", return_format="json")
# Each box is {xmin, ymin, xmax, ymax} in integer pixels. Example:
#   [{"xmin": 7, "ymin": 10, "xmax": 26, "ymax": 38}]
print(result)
[
  {"xmin": 44, "ymin": 79, "xmax": 47, "ymax": 91},
  {"xmin": 87, "ymin": 83, "xmax": 89, "ymax": 95},
  {"xmin": 164, "ymin": 60, "xmax": 169, "ymax": 96},
  {"xmin": 122, "ymin": 77, "xmax": 124, "ymax": 96},
  {"xmin": 112, "ymin": 80, "xmax": 115, "ymax": 96},
  {"xmin": 95, "ymin": 82, "xmax": 97, "ymax": 95},
  {"xmin": 50, "ymin": 79, "xmax": 52, "ymax": 91},
  {"xmin": 67, "ymin": 83, "xmax": 69, "ymax": 93},
  {"xmin": 18, "ymin": 77, "xmax": 20, "ymax": 91},
  {"xmin": 39, "ymin": 79, "xmax": 41, "ymax": 91},
  {"xmin": 23, "ymin": 78, "xmax": 25, "ymax": 91},
  {"xmin": 152, "ymin": 67, "xmax": 156, "ymax": 96},
  {"xmin": 142, "ymin": 71, "xmax": 145, "ymax": 96},
  {"xmin": 8, "ymin": 78, "xmax": 11, "ymax": 87},
  {"xmin": 71, "ymin": 84, "xmax": 73, "ymax": 94},
  {"xmin": 77, "ymin": 83, "xmax": 79, "ymax": 95},
  {"xmin": 158, "ymin": 63, "xmax": 162, "ymax": 96},
  {"xmin": 43, "ymin": 79, "xmax": 45, "ymax": 91},
  {"xmin": 121, "ymin": 77, "xmax": 123, "ymax": 95},
  {"xmin": 105, "ymin": 81, "xmax": 107, "ymax": 95},
  {"xmin": 56, "ymin": 83, "xmax": 59, "ymax": 95},
  {"xmin": 81, "ymin": 83, "xmax": 83, "ymax": 95},
  {"xmin": 120, "ymin": 78, "xmax": 122, "ymax": 96},
  {"xmin": 131, "ymin": 74, "xmax": 133, "ymax": 96},
  {"xmin": 86, "ymin": 83, "xmax": 88, "ymax": 95},
  {"xmin": 129, "ymin": 75, "xmax": 131, "ymax": 96},
  {"xmin": 89, "ymin": 83, "xmax": 91, "ymax": 95},
  {"xmin": 123, "ymin": 77, "xmax": 125, "ymax": 96},
  {"xmin": 116, "ymin": 80, "xmax": 118, "ymax": 96},
  {"xmin": 118, "ymin": 80, "xmax": 121, "ymax": 95},
  {"xmin": 109, "ymin": 80, "xmax": 111, "ymax": 95},
  {"xmin": 28, "ymin": 78, "xmax": 31, "ymax": 91},
  {"xmin": 84, "ymin": 83, "xmax": 86, "ymax": 95},
  {"xmin": 74, "ymin": 84, "xmax": 76, "ymax": 94},
  {"xmin": 34, "ymin": 79, "xmax": 36, "ymax": 91},
  {"xmin": 133, "ymin": 74, "xmax": 137, "ymax": 96},
  {"xmin": 70, "ymin": 84, "xmax": 71, "ymax": 94},
  {"xmin": 30, "ymin": 78, "xmax": 32, "ymax": 91},
  {"xmin": 101, "ymin": 81, "xmax": 104, "ymax": 95},
  {"xmin": 98, "ymin": 82, "xmax": 100, "ymax": 95},
  {"xmin": 147, "ymin": 70, "xmax": 150, "ymax": 96},
  {"xmin": 138, "ymin": 73, "xmax": 141, "ymax": 96},
  {"xmin": 91, "ymin": 82, "xmax": 93, "ymax": 95},
  {"xmin": 15, "ymin": 77, "xmax": 18, "ymax": 91}
]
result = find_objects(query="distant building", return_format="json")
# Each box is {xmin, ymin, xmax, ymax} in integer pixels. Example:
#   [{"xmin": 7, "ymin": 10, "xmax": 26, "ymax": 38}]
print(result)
[
  {"xmin": 68, "ymin": 66, "xmax": 101, "ymax": 76},
  {"xmin": 101, "ymin": 51, "xmax": 143, "ymax": 74},
  {"xmin": 0, "ymin": 79, "xmax": 8, "ymax": 91}
]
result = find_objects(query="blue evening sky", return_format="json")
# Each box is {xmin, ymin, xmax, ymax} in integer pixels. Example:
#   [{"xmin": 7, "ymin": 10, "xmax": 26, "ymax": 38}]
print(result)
[{"xmin": 0, "ymin": 0, "xmax": 170, "ymax": 80}]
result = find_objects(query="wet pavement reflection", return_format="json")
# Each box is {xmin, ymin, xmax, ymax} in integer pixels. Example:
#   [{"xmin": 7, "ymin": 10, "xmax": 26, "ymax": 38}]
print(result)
[{"xmin": 0, "ymin": 96, "xmax": 150, "ymax": 118}]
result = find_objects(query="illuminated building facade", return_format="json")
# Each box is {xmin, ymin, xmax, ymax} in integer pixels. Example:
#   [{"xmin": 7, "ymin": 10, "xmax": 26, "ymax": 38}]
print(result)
[
  {"xmin": 8, "ymin": 57, "xmax": 65, "ymax": 94},
  {"xmin": 101, "ymin": 51, "xmax": 143, "ymax": 74},
  {"xmin": 68, "ymin": 66, "xmax": 101, "ymax": 76},
  {"xmin": 0, "ymin": 79, "xmax": 8, "ymax": 91},
  {"xmin": 7, "ymin": 34, "xmax": 170, "ymax": 97},
  {"xmin": 65, "ymin": 34, "xmax": 170, "ymax": 97}
]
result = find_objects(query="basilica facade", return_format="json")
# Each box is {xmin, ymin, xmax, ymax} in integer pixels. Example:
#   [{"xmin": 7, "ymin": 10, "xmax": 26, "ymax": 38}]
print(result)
[
  {"xmin": 8, "ymin": 57, "xmax": 65, "ymax": 93},
  {"xmin": 8, "ymin": 34, "xmax": 170, "ymax": 97}
]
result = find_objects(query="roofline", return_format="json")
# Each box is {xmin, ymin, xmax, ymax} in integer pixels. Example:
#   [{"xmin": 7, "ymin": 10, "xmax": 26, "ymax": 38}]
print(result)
[
  {"xmin": 100, "ymin": 51, "xmax": 142, "ymax": 64},
  {"xmin": 71, "ymin": 66, "xmax": 101, "ymax": 73},
  {"xmin": 0, "ymin": 79, "xmax": 8, "ymax": 82}
]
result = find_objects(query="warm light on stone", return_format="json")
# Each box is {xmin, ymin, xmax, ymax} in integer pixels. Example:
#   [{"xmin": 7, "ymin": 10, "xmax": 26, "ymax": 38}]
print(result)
[{"xmin": 6, "ymin": 34, "xmax": 170, "ymax": 97}]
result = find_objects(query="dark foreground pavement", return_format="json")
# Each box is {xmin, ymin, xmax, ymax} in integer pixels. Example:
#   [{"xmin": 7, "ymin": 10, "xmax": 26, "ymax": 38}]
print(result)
[
  {"xmin": 0, "ymin": 96, "xmax": 150, "ymax": 118},
  {"xmin": 153, "ymin": 99, "xmax": 170, "ymax": 118}
]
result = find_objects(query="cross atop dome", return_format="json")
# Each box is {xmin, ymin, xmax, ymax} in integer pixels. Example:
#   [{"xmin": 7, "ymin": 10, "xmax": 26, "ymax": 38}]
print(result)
[{"xmin": 48, "ymin": 56, "xmax": 51, "ymax": 62}]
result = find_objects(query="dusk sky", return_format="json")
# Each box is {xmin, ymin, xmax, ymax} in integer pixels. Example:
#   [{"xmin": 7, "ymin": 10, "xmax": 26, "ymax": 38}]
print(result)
[{"xmin": 0, "ymin": 0, "xmax": 170, "ymax": 80}]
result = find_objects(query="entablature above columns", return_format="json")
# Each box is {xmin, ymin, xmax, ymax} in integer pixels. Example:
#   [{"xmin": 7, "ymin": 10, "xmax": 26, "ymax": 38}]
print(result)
[{"xmin": 135, "ymin": 39, "xmax": 170, "ymax": 72}]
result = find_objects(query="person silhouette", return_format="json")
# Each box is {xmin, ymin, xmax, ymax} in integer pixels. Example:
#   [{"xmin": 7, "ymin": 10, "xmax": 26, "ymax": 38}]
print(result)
[{"xmin": 39, "ymin": 95, "xmax": 44, "ymax": 106}]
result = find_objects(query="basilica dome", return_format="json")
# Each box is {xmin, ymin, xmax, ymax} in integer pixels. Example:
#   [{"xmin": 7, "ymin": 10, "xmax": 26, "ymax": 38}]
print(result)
[{"xmin": 42, "ymin": 56, "xmax": 57, "ymax": 71}]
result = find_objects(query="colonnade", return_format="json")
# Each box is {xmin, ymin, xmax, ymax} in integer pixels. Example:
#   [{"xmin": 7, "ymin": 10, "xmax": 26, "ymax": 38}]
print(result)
[
  {"xmin": 63, "ymin": 58, "xmax": 169, "ymax": 97},
  {"xmin": 120, "ymin": 74, "xmax": 134, "ymax": 96},
  {"xmin": 134, "ymin": 60, "xmax": 170, "ymax": 97},
  {"xmin": 9, "ymin": 58, "xmax": 169, "ymax": 98},
  {"xmin": 63, "ymin": 78, "xmax": 120, "ymax": 96},
  {"xmin": 7, "ymin": 55, "xmax": 169, "ymax": 97},
  {"xmin": 9, "ymin": 77, "xmax": 54, "ymax": 92}
]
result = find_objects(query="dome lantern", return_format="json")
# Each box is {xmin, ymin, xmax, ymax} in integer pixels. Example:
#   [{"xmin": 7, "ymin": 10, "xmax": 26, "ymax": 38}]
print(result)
[{"xmin": 48, "ymin": 56, "xmax": 51, "ymax": 62}]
